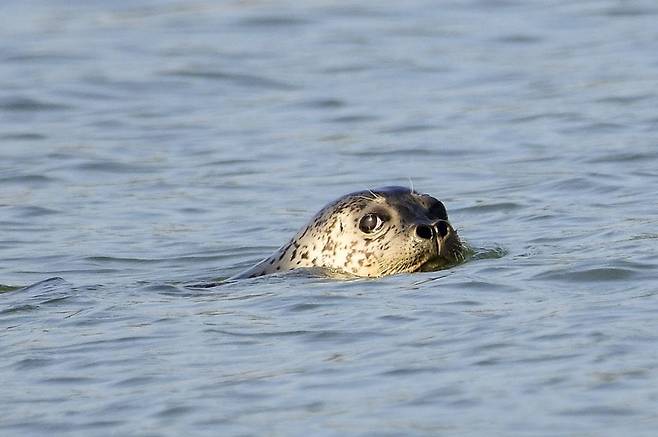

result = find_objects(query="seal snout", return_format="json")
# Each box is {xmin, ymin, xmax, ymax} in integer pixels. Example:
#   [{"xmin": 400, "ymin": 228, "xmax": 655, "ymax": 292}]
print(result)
[
  {"xmin": 415, "ymin": 220, "xmax": 462, "ymax": 265},
  {"xmin": 415, "ymin": 220, "xmax": 453, "ymax": 241},
  {"xmin": 435, "ymin": 220, "xmax": 450, "ymax": 239},
  {"xmin": 415, "ymin": 224, "xmax": 434, "ymax": 240}
]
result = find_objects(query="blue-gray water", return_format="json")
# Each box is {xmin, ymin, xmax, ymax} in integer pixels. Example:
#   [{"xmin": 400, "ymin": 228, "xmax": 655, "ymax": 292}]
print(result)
[{"xmin": 2, "ymin": 0, "xmax": 658, "ymax": 435}]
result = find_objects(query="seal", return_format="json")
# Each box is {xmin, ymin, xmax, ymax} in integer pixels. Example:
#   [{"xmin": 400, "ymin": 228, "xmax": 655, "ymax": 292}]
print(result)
[{"xmin": 231, "ymin": 186, "xmax": 463, "ymax": 279}]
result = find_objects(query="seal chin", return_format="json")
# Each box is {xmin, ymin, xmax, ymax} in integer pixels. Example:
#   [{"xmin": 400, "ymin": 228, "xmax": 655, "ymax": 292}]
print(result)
[
  {"xmin": 417, "ymin": 255, "xmax": 459, "ymax": 272},
  {"xmin": 418, "ymin": 236, "xmax": 464, "ymax": 272}
]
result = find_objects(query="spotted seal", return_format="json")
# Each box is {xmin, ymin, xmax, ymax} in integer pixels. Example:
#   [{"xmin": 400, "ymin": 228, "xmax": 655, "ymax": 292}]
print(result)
[{"xmin": 231, "ymin": 186, "xmax": 463, "ymax": 279}]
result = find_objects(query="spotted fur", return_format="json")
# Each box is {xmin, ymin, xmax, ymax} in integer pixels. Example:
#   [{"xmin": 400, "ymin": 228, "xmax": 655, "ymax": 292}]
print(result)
[{"xmin": 231, "ymin": 186, "xmax": 463, "ymax": 279}]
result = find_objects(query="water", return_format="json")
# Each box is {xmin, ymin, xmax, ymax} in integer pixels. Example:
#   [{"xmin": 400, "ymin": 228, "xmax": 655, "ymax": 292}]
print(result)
[{"xmin": 2, "ymin": 0, "xmax": 658, "ymax": 435}]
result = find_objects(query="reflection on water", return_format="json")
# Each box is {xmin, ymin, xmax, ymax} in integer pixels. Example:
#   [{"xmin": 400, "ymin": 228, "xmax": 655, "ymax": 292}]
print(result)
[{"xmin": 2, "ymin": 0, "xmax": 658, "ymax": 435}]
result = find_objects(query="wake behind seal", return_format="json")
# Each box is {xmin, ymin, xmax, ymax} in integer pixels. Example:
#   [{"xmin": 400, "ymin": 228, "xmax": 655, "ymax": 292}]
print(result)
[{"xmin": 231, "ymin": 186, "xmax": 464, "ymax": 279}]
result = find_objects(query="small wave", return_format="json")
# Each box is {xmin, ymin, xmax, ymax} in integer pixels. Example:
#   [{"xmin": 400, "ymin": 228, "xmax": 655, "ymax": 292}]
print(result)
[
  {"xmin": 0, "ymin": 132, "xmax": 46, "ymax": 140},
  {"xmin": 294, "ymin": 98, "xmax": 346, "ymax": 109},
  {"xmin": 558, "ymin": 406, "xmax": 638, "ymax": 417},
  {"xmin": 339, "ymin": 147, "xmax": 441, "ymax": 157},
  {"xmin": 380, "ymin": 123, "xmax": 436, "ymax": 134},
  {"xmin": 236, "ymin": 15, "xmax": 312, "ymax": 28},
  {"xmin": 455, "ymin": 202, "xmax": 523, "ymax": 214},
  {"xmin": 12, "ymin": 205, "xmax": 61, "ymax": 217},
  {"xmin": 164, "ymin": 68, "xmax": 297, "ymax": 90},
  {"xmin": 74, "ymin": 160, "xmax": 156, "ymax": 174},
  {"xmin": 533, "ymin": 267, "xmax": 637, "ymax": 282},
  {"xmin": 0, "ymin": 97, "xmax": 72, "ymax": 112},
  {"xmin": 328, "ymin": 114, "xmax": 379, "ymax": 124},
  {"xmin": 585, "ymin": 151, "xmax": 658, "ymax": 164},
  {"xmin": 601, "ymin": 5, "xmax": 658, "ymax": 17},
  {"xmin": 469, "ymin": 245, "xmax": 508, "ymax": 261},
  {"xmin": 0, "ymin": 174, "xmax": 56, "ymax": 185},
  {"xmin": 14, "ymin": 277, "xmax": 69, "ymax": 293},
  {"xmin": 0, "ymin": 284, "xmax": 21, "ymax": 293},
  {"xmin": 495, "ymin": 34, "xmax": 543, "ymax": 44}
]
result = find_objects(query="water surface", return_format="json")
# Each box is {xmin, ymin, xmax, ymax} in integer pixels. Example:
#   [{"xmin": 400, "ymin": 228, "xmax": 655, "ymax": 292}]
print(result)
[{"xmin": 2, "ymin": 1, "xmax": 658, "ymax": 435}]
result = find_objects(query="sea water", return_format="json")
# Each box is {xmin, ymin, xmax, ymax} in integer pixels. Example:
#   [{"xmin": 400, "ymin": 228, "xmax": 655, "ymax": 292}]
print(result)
[{"xmin": 2, "ymin": 1, "xmax": 658, "ymax": 435}]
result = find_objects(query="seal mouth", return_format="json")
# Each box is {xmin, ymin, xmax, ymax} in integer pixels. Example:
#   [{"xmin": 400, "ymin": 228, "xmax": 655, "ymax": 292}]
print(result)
[{"xmin": 418, "ymin": 230, "xmax": 464, "ymax": 272}]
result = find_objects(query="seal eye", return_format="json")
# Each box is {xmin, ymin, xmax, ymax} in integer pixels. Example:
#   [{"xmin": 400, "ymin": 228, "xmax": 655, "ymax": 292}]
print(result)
[{"xmin": 359, "ymin": 213, "xmax": 384, "ymax": 234}]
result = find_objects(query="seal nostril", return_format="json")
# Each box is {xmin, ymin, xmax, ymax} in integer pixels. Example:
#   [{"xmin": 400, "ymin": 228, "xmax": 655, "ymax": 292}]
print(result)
[
  {"xmin": 436, "ymin": 221, "xmax": 449, "ymax": 238},
  {"xmin": 416, "ymin": 224, "xmax": 433, "ymax": 240}
]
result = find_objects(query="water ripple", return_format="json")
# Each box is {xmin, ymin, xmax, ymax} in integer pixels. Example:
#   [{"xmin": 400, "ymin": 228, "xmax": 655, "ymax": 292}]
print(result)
[
  {"xmin": 533, "ymin": 266, "xmax": 639, "ymax": 282},
  {"xmin": 236, "ymin": 15, "xmax": 312, "ymax": 28},
  {"xmin": 0, "ymin": 174, "xmax": 56, "ymax": 185},
  {"xmin": 0, "ymin": 132, "xmax": 46, "ymax": 140},
  {"xmin": 0, "ymin": 97, "xmax": 72, "ymax": 112},
  {"xmin": 163, "ymin": 68, "xmax": 298, "ymax": 90}
]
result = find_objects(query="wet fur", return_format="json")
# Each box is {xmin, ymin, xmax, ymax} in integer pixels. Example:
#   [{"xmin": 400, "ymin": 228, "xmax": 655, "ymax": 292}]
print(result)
[{"xmin": 232, "ymin": 186, "xmax": 462, "ymax": 279}]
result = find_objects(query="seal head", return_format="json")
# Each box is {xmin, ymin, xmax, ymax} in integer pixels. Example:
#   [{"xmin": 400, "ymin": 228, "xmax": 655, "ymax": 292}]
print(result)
[{"xmin": 232, "ymin": 186, "xmax": 463, "ymax": 279}]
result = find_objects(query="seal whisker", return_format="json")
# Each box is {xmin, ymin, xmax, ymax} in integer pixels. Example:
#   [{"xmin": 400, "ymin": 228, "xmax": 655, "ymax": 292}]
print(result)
[{"xmin": 366, "ymin": 189, "xmax": 383, "ymax": 201}]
